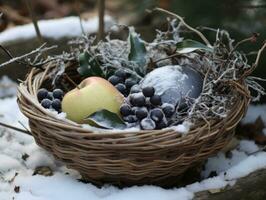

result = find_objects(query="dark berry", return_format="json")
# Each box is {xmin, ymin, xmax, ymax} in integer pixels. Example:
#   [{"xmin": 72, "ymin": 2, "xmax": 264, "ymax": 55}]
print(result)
[
  {"xmin": 51, "ymin": 99, "xmax": 61, "ymax": 111},
  {"xmin": 115, "ymin": 83, "xmax": 127, "ymax": 95},
  {"xmin": 41, "ymin": 99, "xmax": 52, "ymax": 109},
  {"xmin": 37, "ymin": 88, "xmax": 48, "ymax": 102},
  {"xmin": 108, "ymin": 75, "xmax": 123, "ymax": 85},
  {"xmin": 46, "ymin": 92, "xmax": 54, "ymax": 101},
  {"xmin": 130, "ymin": 85, "xmax": 141, "ymax": 94},
  {"xmin": 150, "ymin": 95, "xmax": 162, "ymax": 106},
  {"xmin": 162, "ymin": 103, "xmax": 175, "ymax": 117},
  {"xmin": 142, "ymin": 87, "xmax": 155, "ymax": 97},
  {"xmin": 114, "ymin": 69, "xmax": 127, "ymax": 79},
  {"xmin": 131, "ymin": 107, "xmax": 138, "ymax": 115},
  {"xmin": 140, "ymin": 118, "xmax": 156, "ymax": 130},
  {"xmin": 123, "ymin": 115, "xmax": 138, "ymax": 123},
  {"xmin": 129, "ymin": 93, "xmax": 146, "ymax": 107},
  {"xmin": 120, "ymin": 104, "xmax": 132, "ymax": 117},
  {"xmin": 125, "ymin": 78, "xmax": 136, "ymax": 90},
  {"xmin": 135, "ymin": 107, "xmax": 148, "ymax": 120},
  {"xmin": 156, "ymin": 119, "xmax": 168, "ymax": 129},
  {"xmin": 52, "ymin": 89, "xmax": 64, "ymax": 100},
  {"xmin": 150, "ymin": 108, "xmax": 164, "ymax": 122}
]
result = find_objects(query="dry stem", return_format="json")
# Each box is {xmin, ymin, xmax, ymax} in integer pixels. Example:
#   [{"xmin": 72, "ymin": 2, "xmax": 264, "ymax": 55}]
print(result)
[{"xmin": 152, "ymin": 8, "xmax": 211, "ymax": 47}]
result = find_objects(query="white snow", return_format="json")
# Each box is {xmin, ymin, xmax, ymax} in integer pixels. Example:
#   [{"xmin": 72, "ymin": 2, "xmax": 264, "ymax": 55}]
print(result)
[
  {"xmin": 0, "ymin": 76, "xmax": 17, "ymax": 98},
  {"xmin": 0, "ymin": 75, "xmax": 266, "ymax": 200},
  {"xmin": 171, "ymin": 121, "xmax": 191, "ymax": 134},
  {"xmin": 263, "ymin": 128, "xmax": 266, "ymax": 136},
  {"xmin": 0, "ymin": 16, "xmax": 114, "ymax": 43},
  {"xmin": 241, "ymin": 104, "xmax": 266, "ymax": 124}
]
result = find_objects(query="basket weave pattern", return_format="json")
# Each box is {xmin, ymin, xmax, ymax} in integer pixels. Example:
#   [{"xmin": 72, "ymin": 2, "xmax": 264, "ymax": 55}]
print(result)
[{"xmin": 17, "ymin": 62, "xmax": 250, "ymax": 186}]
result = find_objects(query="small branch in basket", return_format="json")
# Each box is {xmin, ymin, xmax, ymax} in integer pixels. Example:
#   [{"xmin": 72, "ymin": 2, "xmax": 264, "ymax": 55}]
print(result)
[
  {"xmin": 153, "ymin": 53, "xmax": 179, "ymax": 64},
  {"xmin": 63, "ymin": 73, "xmax": 81, "ymax": 89},
  {"xmin": 150, "ymin": 7, "xmax": 211, "ymax": 47},
  {"xmin": 229, "ymin": 33, "xmax": 259, "ymax": 55},
  {"xmin": 241, "ymin": 41, "xmax": 266, "ymax": 78},
  {"xmin": 0, "ymin": 121, "xmax": 31, "ymax": 135},
  {"xmin": 0, "ymin": 43, "xmax": 57, "ymax": 69}
]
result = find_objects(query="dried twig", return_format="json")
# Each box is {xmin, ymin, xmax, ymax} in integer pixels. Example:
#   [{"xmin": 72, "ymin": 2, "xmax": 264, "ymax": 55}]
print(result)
[
  {"xmin": 151, "ymin": 7, "xmax": 211, "ymax": 47},
  {"xmin": 0, "ymin": 44, "xmax": 57, "ymax": 68},
  {"xmin": 0, "ymin": 121, "xmax": 31, "ymax": 135},
  {"xmin": 25, "ymin": 0, "xmax": 44, "ymax": 45},
  {"xmin": 98, "ymin": 0, "xmax": 105, "ymax": 41},
  {"xmin": 241, "ymin": 41, "xmax": 266, "ymax": 78}
]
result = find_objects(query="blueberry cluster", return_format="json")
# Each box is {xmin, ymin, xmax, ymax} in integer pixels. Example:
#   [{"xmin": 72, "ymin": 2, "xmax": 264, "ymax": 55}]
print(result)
[
  {"xmin": 119, "ymin": 86, "xmax": 176, "ymax": 130},
  {"xmin": 108, "ymin": 69, "xmax": 139, "ymax": 96},
  {"xmin": 37, "ymin": 88, "xmax": 64, "ymax": 112}
]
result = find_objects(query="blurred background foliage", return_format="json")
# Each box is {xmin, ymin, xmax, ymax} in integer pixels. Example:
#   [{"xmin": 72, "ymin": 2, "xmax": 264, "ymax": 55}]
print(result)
[{"xmin": 1, "ymin": 0, "xmax": 266, "ymax": 100}]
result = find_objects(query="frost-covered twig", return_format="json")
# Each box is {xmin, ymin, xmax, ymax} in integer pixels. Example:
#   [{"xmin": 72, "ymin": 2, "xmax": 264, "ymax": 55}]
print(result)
[{"xmin": 0, "ymin": 43, "xmax": 57, "ymax": 68}]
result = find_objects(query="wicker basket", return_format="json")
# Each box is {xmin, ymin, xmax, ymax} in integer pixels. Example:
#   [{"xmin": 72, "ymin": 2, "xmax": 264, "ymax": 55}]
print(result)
[{"xmin": 17, "ymin": 61, "xmax": 250, "ymax": 187}]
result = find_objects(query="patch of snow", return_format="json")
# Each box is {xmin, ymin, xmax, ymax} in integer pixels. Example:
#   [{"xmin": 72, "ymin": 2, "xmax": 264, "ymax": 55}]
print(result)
[
  {"xmin": 241, "ymin": 104, "xmax": 266, "ymax": 124},
  {"xmin": 225, "ymin": 152, "xmax": 266, "ymax": 180},
  {"xmin": 13, "ymin": 174, "xmax": 194, "ymax": 200},
  {"xmin": 0, "ymin": 76, "xmax": 17, "ymax": 98},
  {"xmin": 263, "ymin": 128, "xmax": 266, "ymax": 136},
  {"xmin": 171, "ymin": 121, "xmax": 191, "ymax": 134},
  {"xmin": 186, "ymin": 176, "xmax": 229, "ymax": 193},
  {"xmin": 238, "ymin": 140, "xmax": 259, "ymax": 154},
  {"xmin": 0, "ymin": 16, "xmax": 114, "ymax": 43},
  {"xmin": 0, "ymin": 154, "xmax": 22, "ymax": 172}
]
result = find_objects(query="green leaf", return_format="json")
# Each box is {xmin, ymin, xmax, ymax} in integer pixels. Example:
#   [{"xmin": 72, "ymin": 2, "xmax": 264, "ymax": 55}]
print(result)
[
  {"xmin": 128, "ymin": 31, "xmax": 147, "ymax": 76},
  {"xmin": 85, "ymin": 109, "xmax": 126, "ymax": 130},
  {"xmin": 77, "ymin": 52, "xmax": 104, "ymax": 77},
  {"xmin": 176, "ymin": 39, "xmax": 213, "ymax": 54}
]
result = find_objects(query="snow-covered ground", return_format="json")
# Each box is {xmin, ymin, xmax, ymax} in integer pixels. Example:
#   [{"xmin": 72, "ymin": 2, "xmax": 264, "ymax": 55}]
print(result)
[
  {"xmin": 0, "ymin": 16, "xmax": 114, "ymax": 43},
  {"xmin": 0, "ymin": 77, "xmax": 265, "ymax": 200}
]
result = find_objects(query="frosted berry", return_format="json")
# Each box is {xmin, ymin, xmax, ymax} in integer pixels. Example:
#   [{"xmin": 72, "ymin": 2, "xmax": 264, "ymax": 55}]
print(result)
[
  {"xmin": 142, "ymin": 86, "xmax": 155, "ymax": 97},
  {"xmin": 162, "ymin": 103, "xmax": 175, "ymax": 117},
  {"xmin": 130, "ymin": 84, "xmax": 141, "ymax": 94},
  {"xmin": 114, "ymin": 69, "xmax": 127, "ymax": 79},
  {"xmin": 120, "ymin": 104, "xmax": 132, "ymax": 117},
  {"xmin": 123, "ymin": 115, "xmax": 138, "ymax": 123},
  {"xmin": 51, "ymin": 99, "xmax": 61, "ymax": 111},
  {"xmin": 46, "ymin": 92, "xmax": 54, "ymax": 101},
  {"xmin": 130, "ymin": 93, "xmax": 146, "ymax": 107},
  {"xmin": 140, "ymin": 118, "xmax": 156, "ymax": 130},
  {"xmin": 135, "ymin": 107, "xmax": 148, "ymax": 120},
  {"xmin": 125, "ymin": 78, "xmax": 136, "ymax": 90},
  {"xmin": 37, "ymin": 88, "xmax": 48, "ymax": 102},
  {"xmin": 150, "ymin": 108, "xmax": 164, "ymax": 122},
  {"xmin": 41, "ymin": 99, "xmax": 52, "ymax": 109},
  {"xmin": 108, "ymin": 75, "xmax": 123, "ymax": 85},
  {"xmin": 115, "ymin": 83, "xmax": 127, "ymax": 95},
  {"xmin": 53, "ymin": 89, "xmax": 64, "ymax": 100},
  {"xmin": 150, "ymin": 95, "xmax": 162, "ymax": 106}
]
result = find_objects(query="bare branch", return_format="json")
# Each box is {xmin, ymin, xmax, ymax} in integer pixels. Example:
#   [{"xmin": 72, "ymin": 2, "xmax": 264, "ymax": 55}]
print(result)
[
  {"xmin": 0, "ymin": 44, "xmax": 57, "ymax": 68},
  {"xmin": 151, "ymin": 7, "xmax": 212, "ymax": 47}
]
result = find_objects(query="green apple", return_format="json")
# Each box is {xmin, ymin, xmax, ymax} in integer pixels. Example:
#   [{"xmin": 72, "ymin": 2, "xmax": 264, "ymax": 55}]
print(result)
[{"xmin": 62, "ymin": 77, "xmax": 124, "ymax": 123}]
